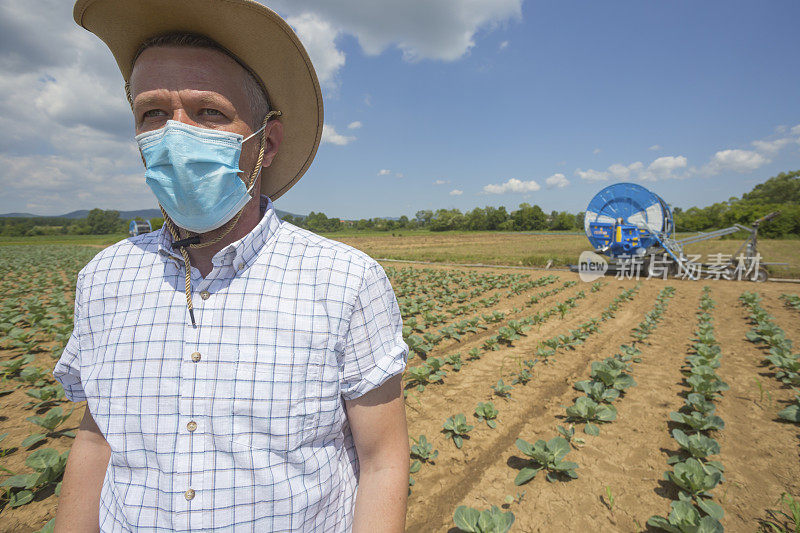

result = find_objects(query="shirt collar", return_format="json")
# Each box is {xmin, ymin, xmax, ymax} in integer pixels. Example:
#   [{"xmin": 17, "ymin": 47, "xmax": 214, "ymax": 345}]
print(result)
[{"xmin": 157, "ymin": 195, "xmax": 281, "ymax": 269}]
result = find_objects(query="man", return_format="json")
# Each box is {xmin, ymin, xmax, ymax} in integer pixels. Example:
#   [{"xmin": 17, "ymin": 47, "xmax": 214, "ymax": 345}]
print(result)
[{"xmin": 52, "ymin": 1, "xmax": 409, "ymax": 531}]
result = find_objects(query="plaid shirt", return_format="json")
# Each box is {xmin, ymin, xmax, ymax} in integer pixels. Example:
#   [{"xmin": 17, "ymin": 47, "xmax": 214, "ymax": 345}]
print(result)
[{"xmin": 53, "ymin": 196, "xmax": 408, "ymax": 532}]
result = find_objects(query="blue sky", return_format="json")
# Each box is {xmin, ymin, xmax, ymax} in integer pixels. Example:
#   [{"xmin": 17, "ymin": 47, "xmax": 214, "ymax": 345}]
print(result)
[{"xmin": 1, "ymin": 0, "xmax": 799, "ymax": 219}]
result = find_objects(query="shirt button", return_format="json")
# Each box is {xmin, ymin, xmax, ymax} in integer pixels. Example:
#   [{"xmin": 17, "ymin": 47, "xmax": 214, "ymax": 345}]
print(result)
[
  {"xmin": 187, "ymin": 421, "xmax": 197, "ymax": 432},
  {"xmin": 191, "ymin": 352, "xmax": 201, "ymax": 362},
  {"xmin": 237, "ymin": 262, "xmax": 245, "ymax": 271},
  {"xmin": 185, "ymin": 488, "xmax": 195, "ymax": 501},
  {"xmin": 200, "ymin": 290, "xmax": 210, "ymax": 300}
]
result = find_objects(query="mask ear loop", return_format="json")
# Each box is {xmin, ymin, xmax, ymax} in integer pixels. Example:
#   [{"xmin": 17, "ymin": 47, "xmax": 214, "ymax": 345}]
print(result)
[{"xmin": 159, "ymin": 110, "xmax": 280, "ymax": 327}]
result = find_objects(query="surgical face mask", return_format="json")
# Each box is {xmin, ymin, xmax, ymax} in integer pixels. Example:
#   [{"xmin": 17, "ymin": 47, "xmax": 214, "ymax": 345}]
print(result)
[{"xmin": 135, "ymin": 120, "xmax": 265, "ymax": 233}]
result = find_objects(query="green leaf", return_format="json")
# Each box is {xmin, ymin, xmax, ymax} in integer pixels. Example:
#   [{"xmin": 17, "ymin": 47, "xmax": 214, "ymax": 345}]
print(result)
[
  {"xmin": 515, "ymin": 438, "xmax": 534, "ymax": 457},
  {"xmin": 453, "ymin": 506, "xmax": 480, "ymax": 533},
  {"xmin": 553, "ymin": 461, "xmax": 579, "ymax": 472},
  {"xmin": 697, "ymin": 516, "xmax": 724, "ymax": 533},
  {"xmin": 514, "ymin": 466, "xmax": 541, "ymax": 486},
  {"xmin": 778, "ymin": 404, "xmax": 800, "ymax": 423},
  {"xmin": 697, "ymin": 498, "xmax": 724, "ymax": 520},
  {"xmin": 26, "ymin": 448, "xmax": 60, "ymax": 470},
  {"xmin": 8, "ymin": 489, "xmax": 34, "ymax": 507},
  {"xmin": 21, "ymin": 434, "xmax": 47, "ymax": 448},
  {"xmin": 584, "ymin": 423, "xmax": 599, "ymax": 436},
  {"xmin": 547, "ymin": 436, "xmax": 571, "ymax": 462},
  {"xmin": 1, "ymin": 473, "xmax": 38, "ymax": 489}
]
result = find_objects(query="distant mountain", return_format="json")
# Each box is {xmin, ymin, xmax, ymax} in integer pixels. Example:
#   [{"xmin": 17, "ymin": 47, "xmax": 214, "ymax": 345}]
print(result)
[{"xmin": 0, "ymin": 208, "xmax": 305, "ymax": 220}]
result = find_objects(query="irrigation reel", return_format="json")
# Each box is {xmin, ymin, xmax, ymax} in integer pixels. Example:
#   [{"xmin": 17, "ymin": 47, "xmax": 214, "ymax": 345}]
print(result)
[{"xmin": 573, "ymin": 182, "xmax": 781, "ymax": 281}]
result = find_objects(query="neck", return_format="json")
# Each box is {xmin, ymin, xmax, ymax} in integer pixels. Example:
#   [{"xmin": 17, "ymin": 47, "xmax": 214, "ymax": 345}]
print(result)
[{"xmin": 183, "ymin": 195, "xmax": 263, "ymax": 277}]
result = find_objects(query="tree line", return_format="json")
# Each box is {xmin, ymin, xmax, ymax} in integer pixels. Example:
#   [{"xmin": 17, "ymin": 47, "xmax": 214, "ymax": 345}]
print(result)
[
  {"xmin": 2, "ymin": 170, "xmax": 797, "ymax": 238},
  {"xmin": 282, "ymin": 204, "xmax": 585, "ymax": 233},
  {"xmin": 0, "ymin": 209, "xmax": 164, "ymax": 237},
  {"xmin": 672, "ymin": 170, "xmax": 799, "ymax": 238}
]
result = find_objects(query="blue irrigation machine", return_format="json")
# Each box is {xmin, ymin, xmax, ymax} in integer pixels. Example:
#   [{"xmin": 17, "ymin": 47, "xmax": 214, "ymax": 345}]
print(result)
[{"xmin": 578, "ymin": 183, "xmax": 779, "ymax": 281}]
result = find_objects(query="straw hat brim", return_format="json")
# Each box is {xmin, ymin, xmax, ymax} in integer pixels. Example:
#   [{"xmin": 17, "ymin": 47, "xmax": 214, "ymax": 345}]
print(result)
[{"xmin": 73, "ymin": 0, "xmax": 323, "ymax": 201}]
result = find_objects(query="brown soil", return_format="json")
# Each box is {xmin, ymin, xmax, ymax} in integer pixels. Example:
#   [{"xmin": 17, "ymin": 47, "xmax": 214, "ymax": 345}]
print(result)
[
  {"xmin": 1, "ymin": 262, "xmax": 799, "ymax": 532},
  {"xmin": 401, "ymin": 269, "xmax": 800, "ymax": 533}
]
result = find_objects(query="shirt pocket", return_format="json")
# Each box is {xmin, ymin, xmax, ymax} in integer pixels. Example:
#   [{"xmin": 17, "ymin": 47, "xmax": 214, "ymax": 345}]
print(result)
[{"xmin": 220, "ymin": 346, "xmax": 321, "ymax": 452}]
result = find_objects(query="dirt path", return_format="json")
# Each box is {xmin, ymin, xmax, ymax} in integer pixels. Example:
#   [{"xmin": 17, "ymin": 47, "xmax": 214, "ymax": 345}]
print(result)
[{"xmin": 712, "ymin": 289, "xmax": 800, "ymax": 531}]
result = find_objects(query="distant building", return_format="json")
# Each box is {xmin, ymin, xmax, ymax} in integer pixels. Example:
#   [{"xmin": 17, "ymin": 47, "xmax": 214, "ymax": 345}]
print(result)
[{"xmin": 129, "ymin": 219, "xmax": 152, "ymax": 237}]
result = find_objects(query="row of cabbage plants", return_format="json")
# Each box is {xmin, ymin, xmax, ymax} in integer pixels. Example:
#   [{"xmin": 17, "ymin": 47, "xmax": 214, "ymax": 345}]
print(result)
[
  {"xmin": 739, "ymin": 292, "xmax": 800, "ymax": 424},
  {"xmin": 779, "ymin": 293, "xmax": 800, "ymax": 312},
  {"xmin": 648, "ymin": 287, "xmax": 726, "ymax": 532},
  {"xmin": 403, "ymin": 277, "xmax": 566, "ymax": 361},
  {"xmin": 403, "ymin": 286, "xmax": 593, "ymax": 394}
]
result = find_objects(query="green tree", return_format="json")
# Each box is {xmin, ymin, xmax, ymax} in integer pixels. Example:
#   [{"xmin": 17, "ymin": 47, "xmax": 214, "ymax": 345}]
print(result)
[
  {"xmin": 511, "ymin": 203, "xmax": 547, "ymax": 230},
  {"xmin": 86, "ymin": 209, "xmax": 121, "ymax": 234}
]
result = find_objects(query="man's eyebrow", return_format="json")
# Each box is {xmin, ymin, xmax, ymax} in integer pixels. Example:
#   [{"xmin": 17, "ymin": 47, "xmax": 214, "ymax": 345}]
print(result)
[
  {"xmin": 132, "ymin": 93, "xmax": 167, "ymax": 109},
  {"xmin": 194, "ymin": 92, "xmax": 234, "ymax": 108},
  {"xmin": 132, "ymin": 91, "xmax": 234, "ymax": 109}
]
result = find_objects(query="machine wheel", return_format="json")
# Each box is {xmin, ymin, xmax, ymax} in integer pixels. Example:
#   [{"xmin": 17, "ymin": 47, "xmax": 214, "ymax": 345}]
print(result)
[{"xmin": 754, "ymin": 267, "xmax": 769, "ymax": 283}]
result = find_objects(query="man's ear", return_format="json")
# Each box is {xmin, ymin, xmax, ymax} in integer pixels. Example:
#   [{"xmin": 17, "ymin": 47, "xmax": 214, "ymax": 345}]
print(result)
[{"xmin": 262, "ymin": 120, "xmax": 284, "ymax": 169}]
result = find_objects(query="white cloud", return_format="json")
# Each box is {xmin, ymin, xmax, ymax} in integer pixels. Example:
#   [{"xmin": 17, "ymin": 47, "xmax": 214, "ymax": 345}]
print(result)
[
  {"xmin": 704, "ymin": 149, "xmax": 768, "ymax": 175},
  {"xmin": 545, "ymin": 173, "xmax": 569, "ymax": 188},
  {"xmin": 321, "ymin": 124, "xmax": 356, "ymax": 146},
  {"xmin": 271, "ymin": 1, "xmax": 522, "ymax": 63},
  {"xmin": 752, "ymin": 138, "xmax": 792, "ymax": 155},
  {"xmin": 639, "ymin": 156, "xmax": 688, "ymax": 181},
  {"xmin": 433, "ymin": 179, "xmax": 450, "ymax": 185},
  {"xmin": 499, "ymin": 40, "xmax": 509, "ymax": 50},
  {"xmin": 449, "ymin": 189, "xmax": 463, "ymax": 196},
  {"xmin": 593, "ymin": 148, "xmax": 601, "ymax": 155},
  {"xmin": 608, "ymin": 162, "xmax": 644, "ymax": 180},
  {"xmin": 577, "ymin": 157, "xmax": 686, "ymax": 183},
  {"xmin": 483, "ymin": 178, "xmax": 541, "ymax": 194},
  {"xmin": 649, "ymin": 144, "xmax": 662, "ymax": 151},
  {"xmin": 347, "ymin": 121, "xmax": 362, "ymax": 129},
  {"xmin": 575, "ymin": 168, "xmax": 610, "ymax": 182},
  {"xmin": 792, "ymin": 124, "xmax": 800, "ymax": 136},
  {"xmin": 395, "ymin": 172, "xmax": 404, "ymax": 178},
  {"xmin": 286, "ymin": 12, "xmax": 345, "ymax": 88},
  {"xmin": 378, "ymin": 169, "xmax": 392, "ymax": 176}
]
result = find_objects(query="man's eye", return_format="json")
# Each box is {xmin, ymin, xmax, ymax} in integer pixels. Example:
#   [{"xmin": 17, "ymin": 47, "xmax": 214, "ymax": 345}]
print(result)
[
  {"xmin": 200, "ymin": 108, "xmax": 224, "ymax": 117},
  {"xmin": 142, "ymin": 109, "xmax": 166, "ymax": 119}
]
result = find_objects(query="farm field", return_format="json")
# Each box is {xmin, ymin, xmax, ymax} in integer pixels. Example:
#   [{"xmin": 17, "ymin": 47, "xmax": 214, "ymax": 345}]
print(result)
[
  {"xmin": 0, "ymin": 242, "xmax": 799, "ymax": 532},
  {"xmin": 321, "ymin": 231, "xmax": 800, "ymax": 280}
]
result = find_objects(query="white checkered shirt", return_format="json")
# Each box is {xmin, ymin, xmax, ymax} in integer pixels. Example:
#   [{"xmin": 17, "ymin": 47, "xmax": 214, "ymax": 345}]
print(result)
[{"xmin": 53, "ymin": 196, "xmax": 408, "ymax": 532}]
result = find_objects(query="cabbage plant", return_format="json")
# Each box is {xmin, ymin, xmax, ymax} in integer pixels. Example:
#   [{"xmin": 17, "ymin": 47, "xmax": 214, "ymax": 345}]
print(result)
[
  {"xmin": 565, "ymin": 396, "xmax": 617, "ymax": 435},
  {"xmin": 442, "ymin": 414, "xmax": 474, "ymax": 449},
  {"xmin": 514, "ymin": 436, "xmax": 578, "ymax": 484},
  {"xmin": 453, "ymin": 505, "xmax": 515, "ymax": 533},
  {"xmin": 474, "ymin": 402, "xmax": 499, "ymax": 429}
]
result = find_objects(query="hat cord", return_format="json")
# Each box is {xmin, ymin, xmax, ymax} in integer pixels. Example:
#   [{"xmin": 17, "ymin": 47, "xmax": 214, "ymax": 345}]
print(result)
[{"xmin": 160, "ymin": 110, "xmax": 278, "ymax": 327}]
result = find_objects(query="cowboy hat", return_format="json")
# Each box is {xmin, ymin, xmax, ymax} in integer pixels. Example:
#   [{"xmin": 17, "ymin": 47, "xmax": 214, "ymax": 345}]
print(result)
[{"xmin": 73, "ymin": 0, "xmax": 323, "ymax": 201}]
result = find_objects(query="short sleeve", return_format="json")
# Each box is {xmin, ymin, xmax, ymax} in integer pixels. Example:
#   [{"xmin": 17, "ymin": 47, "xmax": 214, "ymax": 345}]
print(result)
[
  {"xmin": 53, "ymin": 271, "xmax": 88, "ymax": 402},
  {"xmin": 339, "ymin": 262, "xmax": 408, "ymax": 400}
]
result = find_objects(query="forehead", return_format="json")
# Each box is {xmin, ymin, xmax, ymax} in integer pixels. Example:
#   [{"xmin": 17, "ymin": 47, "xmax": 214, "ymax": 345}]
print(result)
[{"xmin": 130, "ymin": 46, "xmax": 249, "ymax": 103}]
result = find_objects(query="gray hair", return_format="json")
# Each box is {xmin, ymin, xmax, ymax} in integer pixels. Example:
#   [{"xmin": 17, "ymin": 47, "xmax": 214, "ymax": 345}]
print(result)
[{"xmin": 127, "ymin": 32, "xmax": 270, "ymax": 129}]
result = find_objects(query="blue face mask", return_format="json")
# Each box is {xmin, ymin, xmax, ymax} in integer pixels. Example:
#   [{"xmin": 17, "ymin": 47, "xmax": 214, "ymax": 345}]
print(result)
[{"xmin": 135, "ymin": 120, "xmax": 265, "ymax": 234}]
